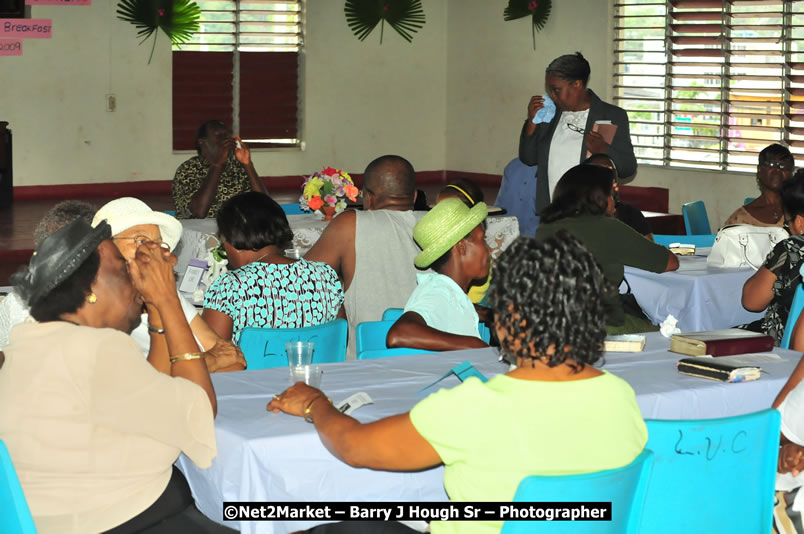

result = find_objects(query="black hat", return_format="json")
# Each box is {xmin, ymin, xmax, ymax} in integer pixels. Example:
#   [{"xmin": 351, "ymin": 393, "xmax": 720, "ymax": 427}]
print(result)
[{"xmin": 12, "ymin": 219, "xmax": 111, "ymax": 307}]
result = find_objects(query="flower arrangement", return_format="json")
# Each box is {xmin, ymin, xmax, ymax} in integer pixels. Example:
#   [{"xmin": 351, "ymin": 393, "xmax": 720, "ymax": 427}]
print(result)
[{"xmin": 300, "ymin": 167, "xmax": 359, "ymax": 220}]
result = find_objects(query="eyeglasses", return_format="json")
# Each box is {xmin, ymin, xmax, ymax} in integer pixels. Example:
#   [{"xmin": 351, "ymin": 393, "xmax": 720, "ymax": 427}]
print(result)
[
  {"xmin": 760, "ymin": 161, "xmax": 793, "ymax": 171},
  {"xmin": 566, "ymin": 122, "xmax": 585, "ymax": 135},
  {"xmin": 113, "ymin": 236, "xmax": 168, "ymax": 249}
]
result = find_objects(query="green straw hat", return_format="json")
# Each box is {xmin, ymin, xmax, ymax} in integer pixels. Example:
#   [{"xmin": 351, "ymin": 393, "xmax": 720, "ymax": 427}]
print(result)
[{"xmin": 413, "ymin": 198, "xmax": 488, "ymax": 268}]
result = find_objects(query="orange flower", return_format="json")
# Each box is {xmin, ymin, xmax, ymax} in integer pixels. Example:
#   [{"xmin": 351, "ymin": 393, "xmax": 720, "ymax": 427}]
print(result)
[
  {"xmin": 308, "ymin": 196, "xmax": 324, "ymax": 210},
  {"xmin": 344, "ymin": 184, "xmax": 359, "ymax": 202}
]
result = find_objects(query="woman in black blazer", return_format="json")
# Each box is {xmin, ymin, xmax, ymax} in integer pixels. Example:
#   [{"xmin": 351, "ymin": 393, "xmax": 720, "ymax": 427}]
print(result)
[{"xmin": 519, "ymin": 52, "xmax": 637, "ymax": 215}]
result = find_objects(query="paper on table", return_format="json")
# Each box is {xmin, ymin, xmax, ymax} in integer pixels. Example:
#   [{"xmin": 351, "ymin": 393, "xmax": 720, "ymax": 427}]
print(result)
[
  {"xmin": 336, "ymin": 392, "xmax": 373, "ymax": 416},
  {"xmin": 585, "ymin": 121, "xmax": 618, "ymax": 159}
]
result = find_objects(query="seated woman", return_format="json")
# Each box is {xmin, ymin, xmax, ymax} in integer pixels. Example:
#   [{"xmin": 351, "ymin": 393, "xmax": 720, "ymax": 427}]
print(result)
[
  {"xmin": 535, "ymin": 164, "xmax": 678, "ymax": 334},
  {"xmin": 203, "ymin": 192, "xmax": 344, "ymax": 343},
  {"xmin": 0, "ymin": 219, "xmax": 232, "ymax": 533},
  {"xmin": 267, "ymin": 233, "xmax": 648, "ymax": 534},
  {"xmin": 386, "ymin": 197, "xmax": 490, "ymax": 351},
  {"xmin": 743, "ymin": 171, "xmax": 804, "ymax": 346},
  {"xmin": 92, "ymin": 197, "xmax": 245, "ymax": 372},
  {"xmin": 435, "ymin": 179, "xmax": 491, "ymax": 306},
  {"xmin": 0, "ymin": 200, "xmax": 97, "ymax": 348},
  {"xmin": 584, "ymin": 153, "xmax": 653, "ymax": 241},
  {"xmin": 724, "ymin": 143, "xmax": 794, "ymax": 227}
]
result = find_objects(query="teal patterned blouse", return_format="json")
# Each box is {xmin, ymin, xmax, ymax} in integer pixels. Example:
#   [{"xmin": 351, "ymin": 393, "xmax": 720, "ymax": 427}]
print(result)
[{"xmin": 204, "ymin": 259, "xmax": 344, "ymax": 343}]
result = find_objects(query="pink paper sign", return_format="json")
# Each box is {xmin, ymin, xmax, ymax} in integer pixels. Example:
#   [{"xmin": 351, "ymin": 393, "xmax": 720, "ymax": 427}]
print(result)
[
  {"xmin": 26, "ymin": 0, "xmax": 90, "ymax": 4},
  {"xmin": 0, "ymin": 39, "xmax": 22, "ymax": 56},
  {"xmin": 0, "ymin": 19, "xmax": 52, "ymax": 38}
]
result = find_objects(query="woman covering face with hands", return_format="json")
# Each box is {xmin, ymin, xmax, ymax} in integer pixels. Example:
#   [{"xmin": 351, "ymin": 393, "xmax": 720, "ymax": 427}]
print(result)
[
  {"xmin": 0, "ymin": 220, "xmax": 235, "ymax": 534},
  {"xmin": 519, "ymin": 52, "xmax": 637, "ymax": 217}
]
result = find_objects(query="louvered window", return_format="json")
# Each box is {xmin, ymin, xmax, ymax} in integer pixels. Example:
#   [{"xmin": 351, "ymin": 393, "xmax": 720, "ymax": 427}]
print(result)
[
  {"xmin": 172, "ymin": 1, "xmax": 302, "ymax": 151},
  {"xmin": 614, "ymin": 0, "xmax": 804, "ymax": 171}
]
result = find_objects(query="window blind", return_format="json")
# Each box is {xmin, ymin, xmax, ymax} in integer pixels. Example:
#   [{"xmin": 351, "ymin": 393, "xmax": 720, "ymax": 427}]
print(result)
[
  {"xmin": 614, "ymin": 0, "xmax": 804, "ymax": 170},
  {"xmin": 172, "ymin": 1, "xmax": 302, "ymax": 151}
]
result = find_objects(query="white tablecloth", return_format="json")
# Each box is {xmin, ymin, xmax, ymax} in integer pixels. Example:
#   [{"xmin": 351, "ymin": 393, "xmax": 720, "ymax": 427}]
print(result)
[
  {"xmin": 173, "ymin": 212, "xmax": 520, "ymax": 279},
  {"xmin": 177, "ymin": 333, "xmax": 798, "ymax": 533},
  {"xmin": 624, "ymin": 250, "xmax": 764, "ymax": 331}
]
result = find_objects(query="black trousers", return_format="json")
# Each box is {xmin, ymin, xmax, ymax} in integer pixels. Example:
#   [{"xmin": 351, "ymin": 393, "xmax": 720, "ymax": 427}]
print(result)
[{"xmin": 103, "ymin": 467, "xmax": 237, "ymax": 534}]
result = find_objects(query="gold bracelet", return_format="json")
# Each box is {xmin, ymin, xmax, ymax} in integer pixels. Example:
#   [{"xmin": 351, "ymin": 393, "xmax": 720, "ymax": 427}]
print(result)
[
  {"xmin": 169, "ymin": 352, "xmax": 205, "ymax": 364},
  {"xmin": 303, "ymin": 395, "xmax": 332, "ymax": 424}
]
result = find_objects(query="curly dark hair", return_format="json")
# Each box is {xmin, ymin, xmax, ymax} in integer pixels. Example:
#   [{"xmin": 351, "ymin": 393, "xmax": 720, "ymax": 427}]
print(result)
[
  {"xmin": 540, "ymin": 164, "xmax": 614, "ymax": 223},
  {"xmin": 546, "ymin": 52, "xmax": 591, "ymax": 86},
  {"xmin": 29, "ymin": 250, "xmax": 101, "ymax": 322},
  {"xmin": 217, "ymin": 192, "xmax": 293, "ymax": 251},
  {"xmin": 488, "ymin": 232, "xmax": 608, "ymax": 369},
  {"xmin": 758, "ymin": 143, "xmax": 793, "ymax": 167}
]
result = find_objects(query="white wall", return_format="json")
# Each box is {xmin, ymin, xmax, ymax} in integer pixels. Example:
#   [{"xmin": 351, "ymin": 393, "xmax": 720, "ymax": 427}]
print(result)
[
  {"xmin": 4, "ymin": 1, "xmax": 448, "ymax": 186},
  {"xmin": 444, "ymin": 0, "xmax": 611, "ymax": 175},
  {"xmin": 5, "ymin": 0, "xmax": 756, "ymax": 225}
]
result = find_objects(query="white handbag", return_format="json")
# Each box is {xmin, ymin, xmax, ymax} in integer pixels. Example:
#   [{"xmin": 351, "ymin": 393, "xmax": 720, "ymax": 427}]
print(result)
[{"xmin": 707, "ymin": 224, "xmax": 789, "ymax": 270}]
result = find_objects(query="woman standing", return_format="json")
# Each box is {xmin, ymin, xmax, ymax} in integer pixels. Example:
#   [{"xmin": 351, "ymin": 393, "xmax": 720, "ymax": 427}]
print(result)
[{"xmin": 519, "ymin": 52, "xmax": 637, "ymax": 214}]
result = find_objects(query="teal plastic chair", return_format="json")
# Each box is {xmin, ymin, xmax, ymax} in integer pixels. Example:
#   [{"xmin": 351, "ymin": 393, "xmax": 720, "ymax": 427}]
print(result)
[
  {"xmin": 280, "ymin": 203, "xmax": 305, "ymax": 215},
  {"xmin": 500, "ymin": 450, "xmax": 654, "ymax": 534},
  {"xmin": 639, "ymin": 409, "xmax": 780, "ymax": 533},
  {"xmin": 358, "ymin": 348, "xmax": 435, "ymax": 360},
  {"xmin": 653, "ymin": 234, "xmax": 716, "ymax": 248},
  {"xmin": 682, "ymin": 200, "xmax": 712, "ymax": 235},
  {"xmin": 780, "ymin": 264, "xmax": 804, "ymax": 349},
  {"xmin": 380, "ymin": 308, "xmax": 492, "ymax": 343},
  {"xmin": 745, "ymin": 197, "xmax": 756, "ymax": 205},
  {"xmin": 0, "ymin": 441, "xmax": 37, "ymax": 534},
  {"xmin": 237, "ymin": 319, "xmax": 347, "ymax": 370}
]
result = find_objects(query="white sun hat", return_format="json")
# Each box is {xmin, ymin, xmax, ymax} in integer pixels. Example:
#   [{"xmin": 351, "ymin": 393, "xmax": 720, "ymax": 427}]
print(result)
[{"xmin": 91, "ymin": 197, "xmax": 183, "ymax": 251}]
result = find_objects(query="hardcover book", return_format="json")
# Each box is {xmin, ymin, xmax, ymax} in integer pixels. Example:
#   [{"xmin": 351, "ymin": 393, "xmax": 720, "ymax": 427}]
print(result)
[
  {"xmin": 670, "ymin": 329, "xmax": 774, "ymax": 357},
  {"xmin": 677, "ymin": 357, "xmax": 761, "ymax": 383}
]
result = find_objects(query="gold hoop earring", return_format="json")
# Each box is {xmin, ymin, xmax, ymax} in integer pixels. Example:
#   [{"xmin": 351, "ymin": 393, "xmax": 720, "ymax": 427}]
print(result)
[{"xmin": 87, "ymin": 293, "xmax": 97, "ymax": 304}]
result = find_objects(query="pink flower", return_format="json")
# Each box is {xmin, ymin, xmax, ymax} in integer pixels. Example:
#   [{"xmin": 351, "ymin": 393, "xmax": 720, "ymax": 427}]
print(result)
[
  {"xmin": 324, "ymin": 195, "xmax": 337, "ymax": 206},
  {"xmin": 308, "ymin": 196, "xmax": 324, "ymax": 210},
  {"xmin": 384, "ymin": 4, "xmax": 390, "ymax": 12},
  {"xmin": 158, "ymin": 8, "xmax": 165, "ymax": 16},
  {"xmin": 322, "ymin": 167, "xmax": 338, "ymax": 176},
  {"xmin": 528, "ymin": 1, "xmax": 538, "ymax": 11}
]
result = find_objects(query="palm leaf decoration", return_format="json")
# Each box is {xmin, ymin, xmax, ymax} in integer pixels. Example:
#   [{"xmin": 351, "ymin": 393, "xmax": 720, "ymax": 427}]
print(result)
[
  {"xmin": 117, "ymin": 0, "xmax": 201, "ymax": 63},
  {"xmin": 345, "ymin": 0, "xmax": 426, "ymax": 44},
  {"xmin": 504, "ymin": 0, "xmax": 552, "ymax": 50}
]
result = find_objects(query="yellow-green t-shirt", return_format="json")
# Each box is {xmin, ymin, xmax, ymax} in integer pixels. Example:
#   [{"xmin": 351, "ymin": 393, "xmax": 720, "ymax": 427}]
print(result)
[{"xmin": 409, "ymin": 371, "xmax": 647, "ymax": 534}]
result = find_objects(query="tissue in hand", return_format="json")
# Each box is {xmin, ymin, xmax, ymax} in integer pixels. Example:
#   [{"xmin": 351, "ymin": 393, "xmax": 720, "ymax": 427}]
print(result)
[{"xmin": 532, "ymin": 95, "xmax": 557, "ymax": 125}]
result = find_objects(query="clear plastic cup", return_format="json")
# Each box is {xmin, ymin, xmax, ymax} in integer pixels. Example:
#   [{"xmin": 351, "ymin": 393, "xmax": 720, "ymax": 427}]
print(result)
[
  {"xmin": 284, "ymin": 248, "xmax": 303, "ymax": 260},
  {"xmin": 289, "ymin": 364, "xmax": 323, "ymax": 388},
  {"xmin": 285, "ymin": 341, "xmax": 314, "ymax": 367}
]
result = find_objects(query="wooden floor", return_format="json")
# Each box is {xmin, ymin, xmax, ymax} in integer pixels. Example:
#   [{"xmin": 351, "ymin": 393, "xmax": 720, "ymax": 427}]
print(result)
[{"xmin": 0, "ymin": 184, "xmax": 500, "ymax": 286}]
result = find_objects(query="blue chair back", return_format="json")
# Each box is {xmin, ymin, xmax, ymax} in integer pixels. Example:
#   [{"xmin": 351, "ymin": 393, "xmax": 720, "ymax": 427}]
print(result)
[
  {"xmin": 780, "ymin": 264, "xmax": 804, "ymax": 348},
  {"xmin": 653, "ymin": 234, "xmax": 716, "ymax": 248},
  {"xmin": 682, "ymin": 200, "xmax": 712, "ymax": 235},
  {"xmin": 501, "ymin": 450, "xmax": 654, "ymax": 534},
  {"xmin": 280, "ymin": 203, "xmax": 305, "ymax": 215},
  {"xmin": 0, "ymin": 441, "xmax": 37, "ymax": 534},
  {"xmin": 358, "ymin": 348, "xmax": 435, "ymax": 360},
  {"xmin": 639, "ymin": 409, "xmax": 780, "ymax": 533},
  {"xmin": 237, "ymin": 319, "xmax": 347, "ymax": 370},
  {"xmin": 744, "ymin": 197, "xmax": 756, "ymax": 205},
  {"xmin": 382, "ymin": 308, "xmax": 404, "ymax": 321},
  {"xmin": 355, "ymin": 320, "xmax": 395, "ymax": 356},
  {"xmin": 380, "ymin": 308, "xmax": 492, "ymax": 343}
]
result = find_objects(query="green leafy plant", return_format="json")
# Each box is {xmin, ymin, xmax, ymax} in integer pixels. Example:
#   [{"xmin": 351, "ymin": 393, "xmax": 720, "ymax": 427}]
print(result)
[
  {"xmin": 345, "ymin": 0, "xmax": 426, "ymax": 44},
  {"xmin": 504, "ymin": 0, "xmax": 552, "ymax": 50},
  {"xmin": 117, "ymin": 0, "xmax": 201, "ymax": 63}
]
